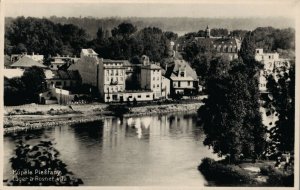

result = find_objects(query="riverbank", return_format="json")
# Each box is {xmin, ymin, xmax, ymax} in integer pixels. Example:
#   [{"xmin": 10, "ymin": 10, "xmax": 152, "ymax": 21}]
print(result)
[
  {"xmin": 4, "ymin": 102, "xmax": 202, "ymax": 134},
  {"xmin": 198, "ymin": 158, "xmax": 294, "ymax": 187}
]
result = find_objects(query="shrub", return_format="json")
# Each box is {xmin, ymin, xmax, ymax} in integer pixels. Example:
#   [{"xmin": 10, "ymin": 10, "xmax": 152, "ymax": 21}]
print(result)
[
  {"xmin": 7, "ymin": 140, "xmax": 83, "ymax": 186},
  {"xmin": 198, "ymin": 158, "xmax": 257, "ymax": 186}
]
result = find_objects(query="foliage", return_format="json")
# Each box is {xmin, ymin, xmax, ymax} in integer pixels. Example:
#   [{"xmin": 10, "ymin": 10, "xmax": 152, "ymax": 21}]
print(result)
[
  {"xmin": 8, "ymin": 140, "xmax": 83, "ymax": 186},
  {"xmin": 265, "ymin": 61, "xmax": 295, "ymax": 155},
  {"xmin": 4, "ymin": 77, "xmax": 26, "ymax": 106},
  {"xmin": 260, "ymin": 165, "xmax": 293, "ymax": 186},
  {"xmin": 251, "ymin": 27, "xmax": 295, "ymax": 53},
  {"xmin": 5, "ymin": 17, "xmax": 89, "ymax": 56},
  {"xmin": 198, "ymin": 158, "xmax": 257, "ymax": 186},
  {"xmin": 198, "ymin": 53, "xmax": 266, "ymax": 162},
  {"xmin": 4, "ymin": 67, "xmax": 46, "ymax": 106}
]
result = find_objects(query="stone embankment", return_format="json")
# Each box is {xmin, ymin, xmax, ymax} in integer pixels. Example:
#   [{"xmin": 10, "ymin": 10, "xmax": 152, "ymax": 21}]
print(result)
[{"xmin": 4, "ymin": 102, "xmax": 203, "ymax": 134}]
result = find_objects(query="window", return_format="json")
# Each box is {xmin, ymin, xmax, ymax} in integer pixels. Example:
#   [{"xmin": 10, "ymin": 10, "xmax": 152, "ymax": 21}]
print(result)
[
  {"xmin": 146, "ymin": 95, "xmax": 150, "ymax": 98},
  {"xmin": 128, "ymin": 96, "xmax": 132, "ymax": 98},
  {"xmin": 153, "ymin": 84, "xmax": 155, "ymax": 88},
  {"xmin": 137, "ymin": 95, "xmax": 141, "ymax": 98},
  {"xmin": 56, "ymin": 81, "xmax": 62, "ymax": 86},
  {"xmin": 188, "ymin": 81, "xmax": 191, "ymax": 86},
  {"xmin": 157, "ymin": 84, "xmax": 159, "ymax": 88},
  {"xmin": 180, "ymin": 72, "xmax": 184, "ymax": 77},
  {"xmin": 178, "ymin": 81, "xmax": 181, "ymax": 87}
]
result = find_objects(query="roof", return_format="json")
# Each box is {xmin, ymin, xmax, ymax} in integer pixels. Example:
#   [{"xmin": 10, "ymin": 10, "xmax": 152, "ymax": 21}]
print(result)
[
  {"xmin": 44, "ymin": 70, "xmax": 81, "ymax": 80},
  {"xmin": 165, "ymin": 58, "xmax": 198, "ymax": 81},
  {"xmin": 10, "ymin": 56, "xmax": 47, "ymax": 68},
  {"xmin": 81, "ymin": 49, "xmax": 98, "ymax": 56},
  {"xmin": 194, "ymin": 37, "xmax": 242, "ymax": 53}
]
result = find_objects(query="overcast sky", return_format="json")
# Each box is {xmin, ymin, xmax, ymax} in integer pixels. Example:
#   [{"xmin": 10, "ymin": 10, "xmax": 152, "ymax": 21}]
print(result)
[{"xmin": 4, "ymin": 0, "xmax": 296, "ymax": 18}]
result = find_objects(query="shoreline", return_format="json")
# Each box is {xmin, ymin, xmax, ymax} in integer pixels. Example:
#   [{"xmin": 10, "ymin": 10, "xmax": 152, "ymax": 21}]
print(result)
[{"xmin": 4, "ymin": 102, "xmax": 202, "ymax": 135}]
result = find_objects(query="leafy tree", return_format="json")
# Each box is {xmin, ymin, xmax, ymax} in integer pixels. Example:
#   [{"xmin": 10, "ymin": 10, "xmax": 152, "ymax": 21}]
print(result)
[
  {"xmin": 4, "ymin": 77, "xmax": 26, "ymax": 106},
  {"xmin": 164, "ymin": 31, "xmax": 178, "ymax": 41},
  {"xmin": 111, "ymin": 22, "xmax": 136, "ymax": 38},
  {"xmin": 266, "ymin": 62, "xmax": 295, "ymax": 155},
  {"xmin": 198, "ymin": 56, "xmax": 266, "ymax": 163},
  {"xmin": 21, "ymin": 66, "xmax": 46, "ymax": 103}
]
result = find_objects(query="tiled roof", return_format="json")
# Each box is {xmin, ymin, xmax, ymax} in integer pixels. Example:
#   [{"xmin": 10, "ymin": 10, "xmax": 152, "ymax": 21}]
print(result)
[
  {"xmin": 10, "ymin": 56, "xmax": 47, "ymax": 68},
  {"xmin": 81, "ymin": 49, "xmax": 98, "ymax": 56}
]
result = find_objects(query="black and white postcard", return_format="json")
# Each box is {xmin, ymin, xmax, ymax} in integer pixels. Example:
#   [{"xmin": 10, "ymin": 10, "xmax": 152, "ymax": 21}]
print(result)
[{"xmin": 0, "ymin": 0, "xmax": 299, "ymax": 189}]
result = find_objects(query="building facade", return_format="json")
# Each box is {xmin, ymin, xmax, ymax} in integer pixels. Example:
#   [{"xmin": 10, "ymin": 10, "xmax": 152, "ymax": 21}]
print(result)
[
  {"xmin": 255, "ymin": 48, "xmax": 290, "ymax": 92},
  {"xmin": 140, "ymin": 55, "xmax": 162, "ymax": 99}
]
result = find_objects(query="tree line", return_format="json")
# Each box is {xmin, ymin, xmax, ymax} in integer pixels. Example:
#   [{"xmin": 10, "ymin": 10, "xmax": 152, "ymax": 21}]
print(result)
[{"xmin": 5, "ymin": 17, "xmax": 177, "ymax": 63}]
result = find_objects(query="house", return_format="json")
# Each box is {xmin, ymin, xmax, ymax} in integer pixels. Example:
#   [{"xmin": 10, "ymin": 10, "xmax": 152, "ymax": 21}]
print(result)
[
  {"xmin": 255, "ymin": 48, "xmax": 290, "ymax": 92},
  {"xmin": 98, "ymin": 59, "xmax": 127, "ymax": 102},
  {"xmin": 165, "ymin": 58, "xmax": 198, "ymax": 97},
  {"xmin": 186, "ymin": 26, "xmax": 241, "ymax": 61},
  {"xmin": 10, "ymin": 56, "xmax": 47, "ymax": 69},
  {"xmin": 50, "ymin": 55, "xmax": 79, "ymax": 70},
  {"xmin": 44, "ymin": 70, "xmax": 81, "ymax": 89},
  {"xmin": 140, "ymin": 55, "xmax": 162, "ymax": 99},
  {"xmin": 69, "ymin": 49, "xmax": 101, "ymax": 88},
  {"xmin": 39, "ymin": 70, "xmax": 82, "ymax": 105},
  {"xmin": 11, "ymin": 52, "xmax": 44, "ymax": 63}
]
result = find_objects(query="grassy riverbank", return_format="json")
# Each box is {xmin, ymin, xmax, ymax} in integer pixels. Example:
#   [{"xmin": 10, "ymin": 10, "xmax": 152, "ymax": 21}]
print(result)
[
  {"xmin": 198, "ymin": 158, "xmax": 294, "ymax": 187},
  {"xmin": 4, "ymin": 101, "xmax": 202, "ymax": 134}
]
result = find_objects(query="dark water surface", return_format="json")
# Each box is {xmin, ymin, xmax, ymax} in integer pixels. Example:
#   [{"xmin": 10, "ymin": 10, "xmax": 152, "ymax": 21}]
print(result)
[{"xmin": 4, "ymin": 112, "xmax": 218, "ymax": 186}]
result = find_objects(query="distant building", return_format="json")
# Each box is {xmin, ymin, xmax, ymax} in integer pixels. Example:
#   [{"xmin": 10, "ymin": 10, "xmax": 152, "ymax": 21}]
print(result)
[
  {"xmin": 98, "ymin": 59, "xmax": 127, "ymax": 102},
  {"xmin": 69, "ymin": 49, "xmax": 101, "ymax": 88},
  {"xmin": 165, "ymin": 58, "xmax": 198, "ymax": 96},
  {"xmin": 10, "ymin": 56, "xmax": 47, "ymax": 69},
  {"xmin": 11, "ymin": 52, "xmax": 44, "ymax": 63},
  {"xmin": 140, "ymin": 55, "xmax": 162, "ymax": 99},
  {"xmin": 50, "ymin": 55, "xmax": 79, "ymax": 70},
  {"xmin": 182, "ymin": 26, "xmax": 242, "ymax": 61},
  {"xmin": 44, "ymin": 70, "xmax": 81, "ymax": 89},
  {"xmin": 255, "ymin": 48, "xmax": 290, "ymax": 92}
]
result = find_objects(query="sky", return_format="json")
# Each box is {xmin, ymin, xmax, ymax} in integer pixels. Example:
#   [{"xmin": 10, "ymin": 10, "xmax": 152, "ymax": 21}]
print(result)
[{"xmin": 3, "ymin": 0, "xmax": 297, "ymax": 19}]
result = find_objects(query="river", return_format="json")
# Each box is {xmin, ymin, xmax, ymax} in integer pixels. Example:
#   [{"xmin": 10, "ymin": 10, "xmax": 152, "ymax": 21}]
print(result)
[{"xmin": 3, "ymin": 112, "xmax": 219, "ymax": 186}]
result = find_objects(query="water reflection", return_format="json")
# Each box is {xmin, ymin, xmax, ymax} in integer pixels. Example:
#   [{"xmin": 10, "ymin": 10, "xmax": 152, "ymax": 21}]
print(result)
[{"xmin": 4, "ymin": 112, "xmax": 218, "ymax": 186}]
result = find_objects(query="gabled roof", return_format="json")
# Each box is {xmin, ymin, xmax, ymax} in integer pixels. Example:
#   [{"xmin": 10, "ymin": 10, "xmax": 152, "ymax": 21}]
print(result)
[
  {"xmin": 81, "ymin": 49, "xmax": 98, "ymax": 56},
  {"xmin": 165, "ymin": 59, "xmax": 198, "ymax": 81},
  {"xmin": 10, "ymin": 56, "xmax": 47, "ymax": 68}
]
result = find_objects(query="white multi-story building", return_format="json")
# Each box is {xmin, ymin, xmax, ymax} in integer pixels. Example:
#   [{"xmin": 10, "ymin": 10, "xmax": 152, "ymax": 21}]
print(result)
[
  {"xmin": 140, "ymin": 55, "xmax": 162, "ymax": 99},
  {"xmin": 255, "ymin": 48, "xmax": 290, "ymax": 92}
]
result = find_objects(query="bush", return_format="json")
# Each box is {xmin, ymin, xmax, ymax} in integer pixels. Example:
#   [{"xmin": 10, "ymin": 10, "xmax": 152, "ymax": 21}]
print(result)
[
  {"xmin": 7, "ymin": 140, "xmax": 83, "ymax": 186},
  {"xmin": 198, "ymin": 158, "xmax": 257, "ymax": 186}
]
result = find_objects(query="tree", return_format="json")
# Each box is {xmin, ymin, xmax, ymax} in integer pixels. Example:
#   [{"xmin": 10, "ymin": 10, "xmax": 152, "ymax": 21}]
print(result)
[
  {"xmin": 198, "ymin": 56, "xmax": 266, "ymax": 163},
  {"xmin": 21, "ymin": 66, "xmax": 46, "ymax": 103},
  {"xmin": 111, "ymin": 22, "xmax": 137, "ymax": 38},
  {"xmin": 4, "ymin": 77, "xmax": 26, "ymax": 106},
  {"xmin": 266, "ymin": 62, "xmax": 295, "ymax": 155}
]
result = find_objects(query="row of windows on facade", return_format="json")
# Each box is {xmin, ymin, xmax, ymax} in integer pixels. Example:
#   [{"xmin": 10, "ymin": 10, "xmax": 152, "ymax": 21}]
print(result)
[
  {"xmin": 173, "ymin": 81, "xmax": 192, "ymax": 87},
  {"xmin": 105, "ymin": 69, "xmax": 124, "ymax": 76},
  {"xmin": 214, "ymin": 45, "xmax": 237, "ymax": 53},
  {"xmin": 106, "ymin": 94, "xmax": 152, "ymax": 100},
  {"xmin": 105, "ymin": 85, "xmax": 124, "ymax": 92},
  {"xmin": 106, "ymin": 77, "xmax": 124, "ymax": 83}
]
